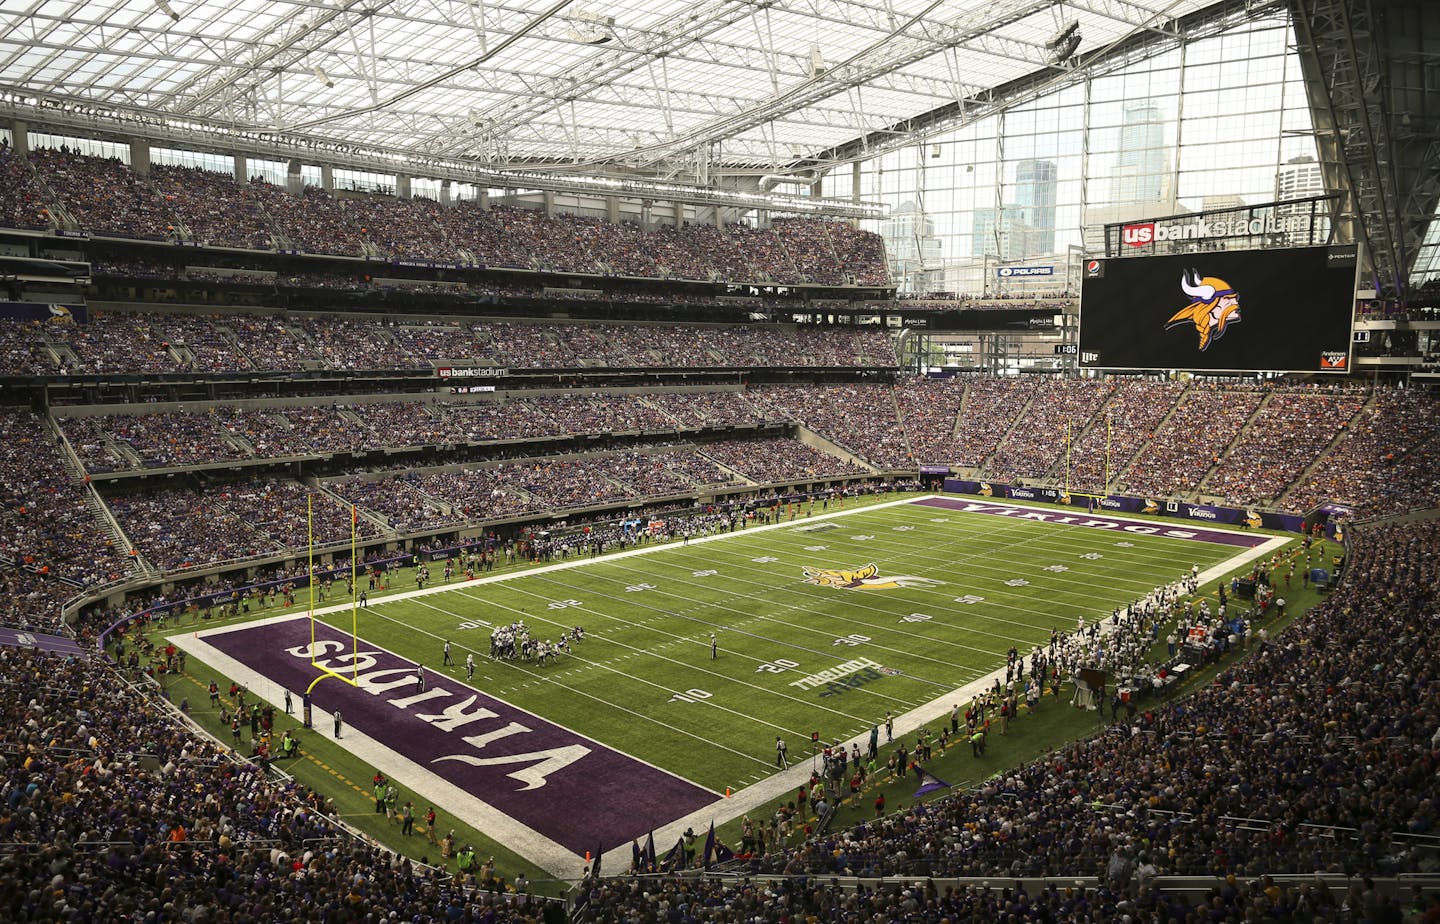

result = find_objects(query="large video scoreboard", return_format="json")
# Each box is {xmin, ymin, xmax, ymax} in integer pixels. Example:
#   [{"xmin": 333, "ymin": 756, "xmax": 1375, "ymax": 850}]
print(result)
[{"xmin": 1078, "ymin": 245, "xmax": 1358, "ymax": 373}]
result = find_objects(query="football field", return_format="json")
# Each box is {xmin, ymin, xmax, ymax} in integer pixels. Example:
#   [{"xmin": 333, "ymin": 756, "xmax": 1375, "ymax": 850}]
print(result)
[{"xmin": 175, "ymin": 494, "xmax": 1285, "ymax": 875}]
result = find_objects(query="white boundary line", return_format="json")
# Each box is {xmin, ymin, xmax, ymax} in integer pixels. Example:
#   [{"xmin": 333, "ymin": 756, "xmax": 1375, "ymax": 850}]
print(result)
[{"xmin": 170, "ymin": 494, "xmax": 1293, "ymax": 878}]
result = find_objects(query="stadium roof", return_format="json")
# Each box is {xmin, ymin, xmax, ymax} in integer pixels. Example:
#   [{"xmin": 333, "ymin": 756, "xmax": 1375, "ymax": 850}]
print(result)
[{"xmin": 0, "ymin": 0, "xmax": 1218, "ymax": 174}]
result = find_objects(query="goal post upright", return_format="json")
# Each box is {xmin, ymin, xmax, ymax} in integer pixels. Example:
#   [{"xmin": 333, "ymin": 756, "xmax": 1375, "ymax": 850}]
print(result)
[
  {"xmin": 302, "ymin": 494, "xmax": 361, "ymax": 714},
  {"xmin": 308, "ymin": 493, "xmax": 315, "ymax": 653},
  {"xmin": 350, "ymin": 502, "xmax": 358, "ymax": 683}
]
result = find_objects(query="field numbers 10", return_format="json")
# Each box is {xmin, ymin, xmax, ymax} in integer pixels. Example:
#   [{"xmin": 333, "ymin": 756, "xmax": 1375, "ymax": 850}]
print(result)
[{"xmin": 669, "ymin": 688, "xmax": 712, "ymax": 704}]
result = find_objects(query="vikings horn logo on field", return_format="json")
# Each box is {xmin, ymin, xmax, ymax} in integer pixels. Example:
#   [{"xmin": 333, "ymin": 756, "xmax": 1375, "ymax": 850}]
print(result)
[
  {"xmin": 802, "ymin": 563, "xmax": 944, "ymax": 590},
  {"xmin": 1167, "ymin": 269, "xmax": 1240, "ymax": 352}
]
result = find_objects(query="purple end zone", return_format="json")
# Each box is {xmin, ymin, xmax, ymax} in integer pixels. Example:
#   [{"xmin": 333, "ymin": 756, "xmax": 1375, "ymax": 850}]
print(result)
[
  {"xmin": 204, "ymin": 617, "xmax": 714, "ymax": 854},
  {"xmin": 914, "ymin": 496, "xmax": 1272, "ymax": 548}
]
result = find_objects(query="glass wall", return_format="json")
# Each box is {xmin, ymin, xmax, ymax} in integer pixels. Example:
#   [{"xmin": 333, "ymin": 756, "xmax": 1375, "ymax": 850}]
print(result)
[
  {"xmin": 28, "ymin": 131, "xmax": 130, "ymax": 162},
  {"xmin": 246, "ymin": 157, "xmax": 289, "ymax": 185},
  {"xmin": 824, "ymin": 11, "xmax": 1319, "ymax": 296},
  {"xmin": 152, "ymin": 146, "xmax": 234, "ymax": 173}
]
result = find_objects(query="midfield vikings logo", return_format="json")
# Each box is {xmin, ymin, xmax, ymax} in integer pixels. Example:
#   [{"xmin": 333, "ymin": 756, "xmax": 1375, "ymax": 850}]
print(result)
[
  {"xmin": 1166, "ymin": 269, "xmax": 1240, "ymax": 352},
  {"xmin": 802, "ymin": 563, "xmax": 944, "ymax": 590}
]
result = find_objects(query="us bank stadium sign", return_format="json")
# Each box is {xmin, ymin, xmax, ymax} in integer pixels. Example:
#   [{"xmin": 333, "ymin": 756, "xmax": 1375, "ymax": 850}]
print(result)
[
  {"xmin": 1120, "ymin": 214, "xmax": 1312, "ymax": 248},
  {"xmin": 437, "ymin": 367, "xmax": 509, "ymax": 379}
]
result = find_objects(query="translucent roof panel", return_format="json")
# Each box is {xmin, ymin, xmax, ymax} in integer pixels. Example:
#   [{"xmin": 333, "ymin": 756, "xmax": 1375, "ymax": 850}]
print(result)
[{"xmin": 0, "ymin": 0, "xmax": 1219, "ymax": 169}]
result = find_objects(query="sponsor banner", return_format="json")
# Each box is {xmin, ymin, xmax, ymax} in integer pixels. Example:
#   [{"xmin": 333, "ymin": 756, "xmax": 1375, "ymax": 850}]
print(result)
[
  {"xmin": 939, "ymin": 480, "xmax": 1306, "ymax": 536},
  {"xmin": 202, "ymin": 617, "xmax": 714, "ymax": 854},
  {"xmin": 1078, "ymin": 245, "xmax": 1357, "ymax": 373},
  {"xmin": 918, "ymin": 495, "xmax": 1271, "ymax": 547},
  {"xmin": 1119, "ymin": 214, "xmax": 1317, "ymax": 249},
  {"xmin": 0, "ymin": 627, "xmax": 89, "ymax": 657},
  {"xmin": 918, "ymin": 465, "xmax": 951, "ymax": 474},
  {"xmin": 996, "ymin": 265, "xmax": 1054, "ymax": 278},
  {"xmin": 437, "ymin": 367, "xmax": 509, "ymax": 379},
  {"xmin": 0, "ymin": 301, "xmax": 88, "ymax": 324}
]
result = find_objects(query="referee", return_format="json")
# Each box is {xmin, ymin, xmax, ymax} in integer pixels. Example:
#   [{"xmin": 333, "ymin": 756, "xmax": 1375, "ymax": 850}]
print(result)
[{"xmin": 775, "ymin": 736, "xmax": 788, "ymax": 769}]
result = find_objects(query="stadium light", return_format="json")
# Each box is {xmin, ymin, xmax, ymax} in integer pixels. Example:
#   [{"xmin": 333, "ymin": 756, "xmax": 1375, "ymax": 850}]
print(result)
[
  {"xmin": 314, "ymin": 66, "xmax": 335, "ymax": 89},
  {"xmin": 566, "ymin": 10, "xmax": 615, "ymax": 44},
  {"xmin": 1047, "ymin": 21, "xmax": 1081, "ymax": 64},
  {"xmin": 1046, "ymin": 21, "xmax": 1080, "ymax": 51},
  {"xmin": 154, "ymin": 0, "xmax": 180, "ymax": 21}
]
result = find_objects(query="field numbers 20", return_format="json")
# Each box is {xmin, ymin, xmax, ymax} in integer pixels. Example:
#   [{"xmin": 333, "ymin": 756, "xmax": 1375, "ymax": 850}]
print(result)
[{"xmin": 548, "ymin": 599, "xmax": 583, "ymax": 610}]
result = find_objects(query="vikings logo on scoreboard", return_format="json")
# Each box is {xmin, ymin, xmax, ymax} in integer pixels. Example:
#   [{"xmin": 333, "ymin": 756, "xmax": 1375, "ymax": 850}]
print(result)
[{"xmin": 1166, "ymin": 270, "xmax": 1240, "ymax": 352}]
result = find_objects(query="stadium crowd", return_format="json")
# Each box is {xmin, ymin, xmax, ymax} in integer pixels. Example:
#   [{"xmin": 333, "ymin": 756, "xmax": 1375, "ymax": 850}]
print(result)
[
  {"xmin": 1286, "ymin": 387, "xmax": 1440, "ymax": 516},
  {"xmin": 29, "ymin": 377, "xmax": 1440, "ymax": 530},
  {"xmin": 0, "ymin": 383, "xmax": 1437, "ymax": 921},
  {"xmin": 1, "ymin": 146, "xmax": 887, "ymax": 286},
  {"xmin": 0, "ymin": 311, "xmax": 897, "ymax": 377},
  {"xmin": 987, "ymin": 379, "xmax": 1110, "ymax": 483},
  {"xmin": 1122, "ymin": 385, "xmax": 1267, "ymax": 499},
  {"xmin": 1200, "ymin": 392, "xmax": 1369, "ymax": 505},
  {"xmin": 0, "ymin": 408, "xmax": 134, "ymax": 591},
  {"xmin": 1065, "ymin": 380, "xmax": 1187, "ymax": 495}
]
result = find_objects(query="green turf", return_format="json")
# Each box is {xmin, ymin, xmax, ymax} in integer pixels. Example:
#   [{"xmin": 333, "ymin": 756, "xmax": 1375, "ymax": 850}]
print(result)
[
  {"xmin": 316, "ymin": 497, "xmax": 1249, "ymax": 793},
  {"xmin": 159, "ymin": 491, "xmax": 1322, "ymax": 882}
]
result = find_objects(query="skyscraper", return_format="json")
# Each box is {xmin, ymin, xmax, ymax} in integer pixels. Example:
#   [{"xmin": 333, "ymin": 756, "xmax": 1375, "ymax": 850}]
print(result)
[
  {"xmin": 1110, "ymin": 100, "xmax": 1168, "ymax": 205},
  {"xmin": 1274, "ymin": 154, "xmax": 1329, "ymax": 241},
  {"xmin": 882, "ymin": 201, "xmax": 943, "ymax": 293},
  {"xmin": 1275, "ymin": 155, "xmax": 1325, "ymax": 201},
  {"xmin": 1014, "ymin": 158, "xmax": 1058, "ymax": 256}
]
